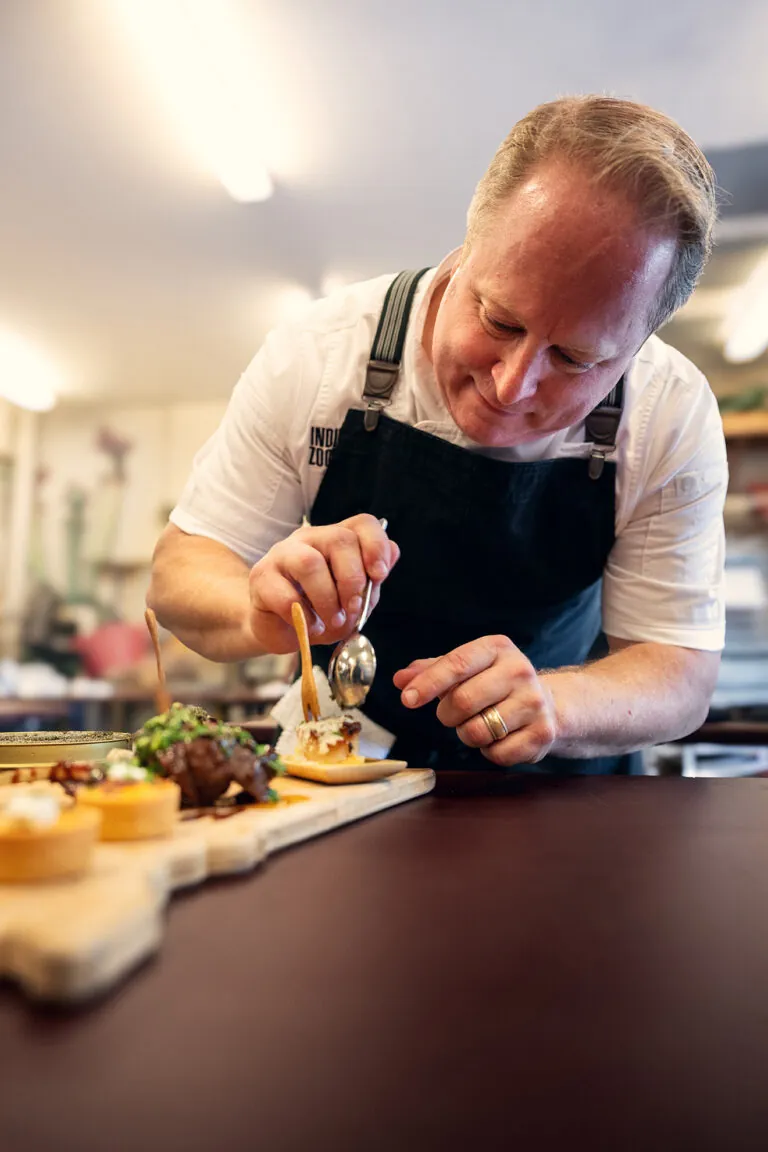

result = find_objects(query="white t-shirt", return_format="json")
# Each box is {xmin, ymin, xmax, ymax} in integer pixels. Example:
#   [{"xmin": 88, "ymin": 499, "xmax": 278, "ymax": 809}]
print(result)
[{"xmin": 172, "ymin": 253, "xmax": 728, "ymax": 651}]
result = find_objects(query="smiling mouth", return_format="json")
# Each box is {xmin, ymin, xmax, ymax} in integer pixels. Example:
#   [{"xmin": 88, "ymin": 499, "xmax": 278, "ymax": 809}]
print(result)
[
  {"xmin": 473, "ymin": 382, "xmax": 524, "ymax": 419},
  {"xmin": 478, "ymin": 393, "xmax": 543, "ymax": 431}
]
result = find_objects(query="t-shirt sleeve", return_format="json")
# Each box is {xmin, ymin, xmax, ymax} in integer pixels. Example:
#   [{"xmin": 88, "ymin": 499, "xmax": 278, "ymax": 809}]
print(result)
[
  {"xmin": 169, "ymin": 324, "xmax": 313, "ymax": 567},
  {"xmin": 602, "ymin": 362, "xmax": 728, "ymax": 651}
]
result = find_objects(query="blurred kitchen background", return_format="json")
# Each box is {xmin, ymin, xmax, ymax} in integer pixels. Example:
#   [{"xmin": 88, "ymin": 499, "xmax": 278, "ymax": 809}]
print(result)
[{"xmin": 1, "ymin": 0, "xmax": 768, "ymax": 773}]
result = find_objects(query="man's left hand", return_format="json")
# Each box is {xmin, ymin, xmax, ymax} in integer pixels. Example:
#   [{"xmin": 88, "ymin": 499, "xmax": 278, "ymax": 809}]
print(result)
[{"xmin": 393, "ymin": 635, "xmax": 558, "ymax": 766}]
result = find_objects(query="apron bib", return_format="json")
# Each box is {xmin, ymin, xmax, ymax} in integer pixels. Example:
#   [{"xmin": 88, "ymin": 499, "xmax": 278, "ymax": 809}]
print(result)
[{"xmin": 310, "ymin": 270, "xmax": 633, "ymax": 774}]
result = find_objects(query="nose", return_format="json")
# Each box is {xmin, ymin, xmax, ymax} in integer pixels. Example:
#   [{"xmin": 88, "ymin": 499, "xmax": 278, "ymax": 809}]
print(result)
[{"xmin": 491, "ymin": 343, "xmax": 540, "ymax": 406}]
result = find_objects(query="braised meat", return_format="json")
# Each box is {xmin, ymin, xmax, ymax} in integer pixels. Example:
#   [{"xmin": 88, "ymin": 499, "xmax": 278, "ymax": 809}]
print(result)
[{"xmin": 133, "ymin": 702, "xmax": 281, "ymax": 808}]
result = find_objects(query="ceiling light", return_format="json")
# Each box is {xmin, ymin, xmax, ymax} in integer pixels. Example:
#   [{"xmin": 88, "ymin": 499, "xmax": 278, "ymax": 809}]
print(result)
[
  {"xmin": 109, "ymin": 0, "xmax": 273, "ymax": 203},
  {"xmin": 0, "ymin": 331, "xmax": 59, "ymax": 412},
  {"xmin": 723, "ymin": 250, "xmax": 768, "ymax": 364}
]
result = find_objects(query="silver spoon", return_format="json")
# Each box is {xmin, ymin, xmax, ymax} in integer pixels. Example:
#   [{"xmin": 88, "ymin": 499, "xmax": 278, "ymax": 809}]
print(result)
[{"xmin": 328, "ymin": 518, "xmax": 387, "ymax": 708}]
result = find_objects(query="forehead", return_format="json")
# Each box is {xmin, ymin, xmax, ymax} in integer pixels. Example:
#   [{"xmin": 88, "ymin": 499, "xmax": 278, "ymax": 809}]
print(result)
[
  {"xmin": 464, "ymin": 164, "xmax": 675, "ymax": 348},
  {"xmin": 475, "ymin": 162, "xmax": 652, "ymax": 266}
]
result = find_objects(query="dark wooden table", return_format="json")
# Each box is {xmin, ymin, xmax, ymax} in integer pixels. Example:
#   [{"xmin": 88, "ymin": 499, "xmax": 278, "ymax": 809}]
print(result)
[{"xmin": 2, "ymin": 774, "xmax": 768, "ymax": 1151}]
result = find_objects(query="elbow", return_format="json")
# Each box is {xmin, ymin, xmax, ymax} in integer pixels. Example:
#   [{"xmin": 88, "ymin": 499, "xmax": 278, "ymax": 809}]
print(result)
[
  {"xmin": 145, "ymin": 531, "xmax": 177, "ymax": 627},
  {"xmin": 682, "ymin": 697, "xmax": 711, "ymax": 739},
  {"xmin": 678, "ymin": 649, "xmax": 721, "ymax": 738},
  {"xmin": 146, "ymin": 563, "xmax": 177, "ymax": 634},
  {"xmin": 145, "ymin": 575, "xmax": 164, "ymax": 623}
]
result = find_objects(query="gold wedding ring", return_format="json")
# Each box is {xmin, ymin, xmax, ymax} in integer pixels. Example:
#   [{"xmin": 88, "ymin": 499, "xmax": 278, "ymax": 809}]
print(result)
[{"xmin": 480, "ymin": 705, "xmax": 509, "ymax": 743}]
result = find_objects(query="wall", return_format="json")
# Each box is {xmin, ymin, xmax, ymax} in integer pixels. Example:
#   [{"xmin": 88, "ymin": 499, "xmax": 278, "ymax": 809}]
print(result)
[
  {"xmin": 0, "ymin": 400, "xmax": 22, "ymax": 652},
  {"xmin": 0, "ymin": 397, "xmax": 16, "ymax": 458},
  {"xmin": 35, "ymin": 399, "xmax": 226, "ymax": 622},
  {"xmin": 0, "ymin": 400, "xmax": 17, "ymax": 579}
]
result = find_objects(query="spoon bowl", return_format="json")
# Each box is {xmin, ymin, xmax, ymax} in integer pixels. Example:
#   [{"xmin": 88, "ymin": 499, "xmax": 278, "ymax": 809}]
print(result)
[
  {"xmin": 328, "ymin": 519, "xmax": 386, "ymax": 708},
  {"xmin": 328, "ymin": 628, "xmax": 377, "ymax": 708}
]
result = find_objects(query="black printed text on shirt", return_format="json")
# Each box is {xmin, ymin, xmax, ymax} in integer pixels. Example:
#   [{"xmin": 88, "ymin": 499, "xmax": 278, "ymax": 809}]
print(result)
[{"xmin": 308, "ymin": 426, "xmax": 340, "ymax": 467}]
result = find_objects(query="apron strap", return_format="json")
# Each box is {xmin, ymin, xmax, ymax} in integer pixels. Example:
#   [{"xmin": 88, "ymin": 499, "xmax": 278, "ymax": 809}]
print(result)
[
  {"xmin": 363, "ymin": 267, "xmax": 628, "ymax": 474},
  {"xmin": 363, "ymin": 268, "xmax": 430, "ymax": 431},
  {"xmin": 585, "ymin": 375, "xmax": 625, "ymax": 480}
]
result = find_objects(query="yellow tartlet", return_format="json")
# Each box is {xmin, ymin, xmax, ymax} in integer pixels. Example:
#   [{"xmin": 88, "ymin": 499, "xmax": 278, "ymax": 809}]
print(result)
[
  {"xmin": 77, "ymin": 779, "xmax": 180, "ymax": 841},
  {"xmin": 0, "ymin": 805, "xmax": 101, "ymax": 882}
]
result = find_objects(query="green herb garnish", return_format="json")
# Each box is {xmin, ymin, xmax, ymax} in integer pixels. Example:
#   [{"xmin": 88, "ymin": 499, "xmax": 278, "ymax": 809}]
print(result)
[{"xmin": 133, "ymin": 702, "xmax": 262, "ymax": 769}]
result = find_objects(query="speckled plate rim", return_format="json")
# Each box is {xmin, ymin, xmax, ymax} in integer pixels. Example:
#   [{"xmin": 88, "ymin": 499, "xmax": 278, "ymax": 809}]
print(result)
[{"xmin": 0, "ymin": 732, "xmax": 131, "ymax": 771}]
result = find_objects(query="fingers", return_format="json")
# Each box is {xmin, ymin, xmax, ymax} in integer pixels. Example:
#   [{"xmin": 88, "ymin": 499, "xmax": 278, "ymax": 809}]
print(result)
[
  {"xmin": 398, "ymin": 636, "xmax": 513, "ymax": 707},
  {"xmin": 250, "ymin": 542, "xmax": 341, "ymax": 640},
  {"xmin": 392, "ymin": 658, "xmax": 438, "ymax": 691},
  {"xmin": 395, "ymin": 635, "xmax": 557, "ymax": 766},
  {"xmin": 387, "ymin": 538, "xmax": 401, "ymax": 571},
  {"xmin": 282, "ymin": 541, "xmax": 347, "ymax": 636},
  {"xmin": 301, "ymin": 516, "xmax": 396, "ymax": 617},
  {"xmin": 321, "ymin": 527, "xmax": 368, "ymax": 619},
  {"xmin": 311, "ymin": 518, "xmax": 397, "ymax": 626},
  {"xmin": 250, "ymin": 514, "xmax": 399, "ymax": 646},
  {"xmin": 480, "ymin": 716, "xmax": 556, "ymax": 766},
  {"xmin": 455, "ymin": 694, "xmax": 552, "ymax": 750},
  {"xmin": 249, "ymin": 567, "xmax": 305, "ymax": 626},
  {"xmin": 440, "ymin": 669, "xmax": 542, "ymax": 745},
  {"xmin": 345, "ymin": 516, "xmax": 396, "ymax": 580},
  {"xmin": 246, "ymin": 565, "xmax": 307, "ymax": 653}
]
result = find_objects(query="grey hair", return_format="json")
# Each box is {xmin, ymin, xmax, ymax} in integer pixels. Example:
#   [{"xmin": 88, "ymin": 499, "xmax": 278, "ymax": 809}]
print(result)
[{"xmin": 466, "ymin": 95, "xmax": 718, "ymax": 332}]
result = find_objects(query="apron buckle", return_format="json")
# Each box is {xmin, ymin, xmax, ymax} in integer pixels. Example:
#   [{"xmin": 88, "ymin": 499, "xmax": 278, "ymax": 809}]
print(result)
[
  {"xmin": 588, "ymin": 448, "xmax": 607, "ymax": 480},
  {"xmin": 363, "ymin": 359, "xmax": 400, "ymax": 431},
  {"xmin": 364, "ymin": 399, "xmax": 389, "ymax": 432}
]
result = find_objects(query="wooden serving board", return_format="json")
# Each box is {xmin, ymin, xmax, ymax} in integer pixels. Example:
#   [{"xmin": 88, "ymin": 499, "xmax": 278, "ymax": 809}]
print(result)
[{"xmin": 0, "ymin": 769, "xmax": 434, "ymax": 1004}]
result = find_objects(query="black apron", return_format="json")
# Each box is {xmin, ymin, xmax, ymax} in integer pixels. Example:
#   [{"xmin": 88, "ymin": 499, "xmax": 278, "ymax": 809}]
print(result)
[{"xmin": 310, "ymin": 270, "xmax": 634, "ymax": 775}]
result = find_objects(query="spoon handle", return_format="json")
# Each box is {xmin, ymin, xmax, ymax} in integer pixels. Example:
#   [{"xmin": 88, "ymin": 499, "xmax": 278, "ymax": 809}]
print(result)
[
  {"xmin": 358, "ymin": 516, "xmax": 388, "ymax": 631},
  {"xmin": 358, "ymin": 578, "xmax": 374, "ymax": 631}
]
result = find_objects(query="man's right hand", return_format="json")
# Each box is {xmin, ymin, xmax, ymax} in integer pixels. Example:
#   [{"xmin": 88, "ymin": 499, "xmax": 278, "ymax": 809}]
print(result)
[{"xmin": 247, "ymin": 514, "xmax": 400, "ymax": 654}]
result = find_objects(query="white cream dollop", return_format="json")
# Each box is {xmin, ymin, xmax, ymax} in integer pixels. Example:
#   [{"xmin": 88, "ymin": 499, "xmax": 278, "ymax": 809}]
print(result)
[
  {"xmin": 296, "ymin": 715, "xmax": 357, "ymax": 757},
  {"xmin": 105, "ymin": 748, "xmax": 135, "ymax": 765},
  {"xmin": 4, "ymin": 792, "xmax": 61, "ymax": 829},
  {"xmin": 105, "ymin": 762, "xmax": 148, "ymax": 783}
]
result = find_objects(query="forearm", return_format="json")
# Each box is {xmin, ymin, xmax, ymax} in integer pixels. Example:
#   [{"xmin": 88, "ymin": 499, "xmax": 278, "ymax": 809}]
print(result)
[
  {"xmin": 147, "ymin": 527, "xmax": 264, "ymax": 662},
  {"xmin": 542, "ymin": 642, "xmax": 721, "ymax": 759}
]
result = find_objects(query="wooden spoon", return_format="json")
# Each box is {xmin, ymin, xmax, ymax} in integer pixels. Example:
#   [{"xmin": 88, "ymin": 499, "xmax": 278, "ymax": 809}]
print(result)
[
  {"xmin": 144, "ymin": 608, "xmax": 173, "ymax": 716},
  {"xmin": 291, "ymin": 602, "xmax": 320, "ymax": 723}
]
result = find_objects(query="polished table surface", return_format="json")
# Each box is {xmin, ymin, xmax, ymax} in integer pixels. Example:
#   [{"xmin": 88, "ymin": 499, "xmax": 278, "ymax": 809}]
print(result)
[{"xmin": 2, "ymin": 773, "xmax": 768, "ymax": 1151}]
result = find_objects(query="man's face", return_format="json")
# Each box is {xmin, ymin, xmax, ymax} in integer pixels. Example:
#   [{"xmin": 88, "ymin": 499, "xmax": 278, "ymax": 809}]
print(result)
[{"xmin": 427, "ymin": 160, "xmax": 677, "ymax": 448}]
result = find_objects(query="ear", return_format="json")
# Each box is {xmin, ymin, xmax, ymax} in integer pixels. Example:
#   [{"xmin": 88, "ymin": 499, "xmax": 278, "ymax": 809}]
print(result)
[{"xmin": 443, "ymin": 263, "xmax": 460, "ymax": 293}]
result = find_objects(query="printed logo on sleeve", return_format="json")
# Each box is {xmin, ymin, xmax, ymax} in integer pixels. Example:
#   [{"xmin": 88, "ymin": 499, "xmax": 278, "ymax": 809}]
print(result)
[{"xmin": 308, "ymin": 426, "xmax": 340, "ymax": 467}]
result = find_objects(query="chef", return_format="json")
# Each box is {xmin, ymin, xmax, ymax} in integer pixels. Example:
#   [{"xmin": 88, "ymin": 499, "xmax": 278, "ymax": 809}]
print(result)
[{"xmin": 148, "ymin": 95, "xmax": 728, "ymax": 774}]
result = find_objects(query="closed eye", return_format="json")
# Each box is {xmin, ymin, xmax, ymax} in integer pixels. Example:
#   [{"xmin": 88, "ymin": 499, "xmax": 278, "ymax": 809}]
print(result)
[
  {"xmin": 486, "ymin": 315, "xmax": 522, "ymax": 336},
  {"xmin": 482, "ymin": 306, "xmax": 595, "ymax": 370},
  {"xmin": 555, "ymin": 349, "xmax": 594, "ymax": 370}
]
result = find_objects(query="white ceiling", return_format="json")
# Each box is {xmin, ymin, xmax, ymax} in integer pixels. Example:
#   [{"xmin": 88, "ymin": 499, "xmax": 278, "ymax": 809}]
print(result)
[{"xmin": 1, "ymin": 0, "xmax": 768, "ymax": 405}]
